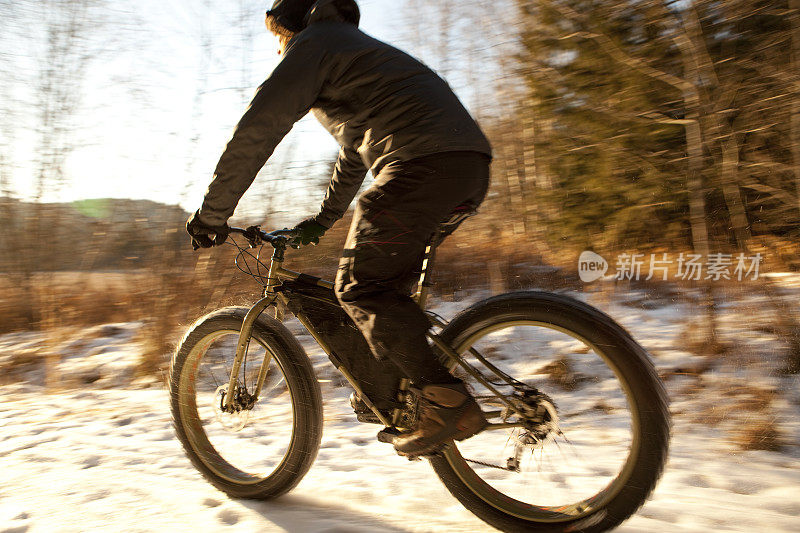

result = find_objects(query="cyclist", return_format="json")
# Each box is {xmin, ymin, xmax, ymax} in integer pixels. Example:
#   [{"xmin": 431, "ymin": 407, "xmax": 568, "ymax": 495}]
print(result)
[{"xmin": 186, "ymin": 0, "xmax": 492, "ymax": 457}]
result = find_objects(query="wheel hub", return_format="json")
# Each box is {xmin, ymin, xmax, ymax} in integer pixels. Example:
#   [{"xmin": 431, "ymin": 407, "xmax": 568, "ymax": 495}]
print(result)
[
  {"xmin": 213, "ymin": 385, "xmax": 255, "ymax": 431},
  {"xmin": 506, "ymin": 388, "xmax": 560, "ymax": 448}
]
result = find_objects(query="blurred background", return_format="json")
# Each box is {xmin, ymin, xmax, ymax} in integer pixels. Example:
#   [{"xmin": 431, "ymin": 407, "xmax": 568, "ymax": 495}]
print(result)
[{"xmin": 1, "ymin": 0, "xmax": 799, "ymax": 453}]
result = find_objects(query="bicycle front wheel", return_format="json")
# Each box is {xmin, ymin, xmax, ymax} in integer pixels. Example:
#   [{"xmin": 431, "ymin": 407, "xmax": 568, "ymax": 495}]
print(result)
[
  {"xmin": 430, "ymin": 292, "xmax": 670, "ymax": 533},
  {"xmin": 169, "ymin": 306, "xmax": 322, "ymax": 499}
]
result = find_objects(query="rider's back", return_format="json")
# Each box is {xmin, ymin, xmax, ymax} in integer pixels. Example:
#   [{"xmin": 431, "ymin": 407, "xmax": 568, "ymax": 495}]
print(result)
[{"xmin": 290, "ymin": 1, "xmax": 492, "ymax": 172}]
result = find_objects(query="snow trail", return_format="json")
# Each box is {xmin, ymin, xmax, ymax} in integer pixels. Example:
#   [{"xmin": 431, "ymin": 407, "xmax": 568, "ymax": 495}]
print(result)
[{"xmin": 1, "ymin": 290, "xmax": 799, "ymax": 532}]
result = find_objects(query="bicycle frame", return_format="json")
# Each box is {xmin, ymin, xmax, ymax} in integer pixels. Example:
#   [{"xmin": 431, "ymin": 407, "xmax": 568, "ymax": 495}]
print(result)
[{"xmin": 223, "ymin": 222, "xmax": 530, "ymax": 429}]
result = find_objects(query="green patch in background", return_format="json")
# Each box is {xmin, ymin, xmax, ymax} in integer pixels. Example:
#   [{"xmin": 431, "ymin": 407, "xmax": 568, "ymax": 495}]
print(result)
[{"xmin": 71, "ymin": 198, "xmax": 111, "ymax": 219}]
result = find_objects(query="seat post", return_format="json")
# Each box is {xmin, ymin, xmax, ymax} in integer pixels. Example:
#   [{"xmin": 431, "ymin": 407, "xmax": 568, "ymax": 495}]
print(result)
[
  {"xmin": 413, "ymin": 204, "xmax": 477, "ymax": 309},
  {"xmin": 413, "ymin": 233, "xmax": 441, "ymax": 310}
]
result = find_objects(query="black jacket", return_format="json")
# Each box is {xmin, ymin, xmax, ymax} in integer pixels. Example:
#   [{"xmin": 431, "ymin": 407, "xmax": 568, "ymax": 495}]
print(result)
[{"xmin": 199, "ymin": 0, "xmax": 492, "ymax": 228}]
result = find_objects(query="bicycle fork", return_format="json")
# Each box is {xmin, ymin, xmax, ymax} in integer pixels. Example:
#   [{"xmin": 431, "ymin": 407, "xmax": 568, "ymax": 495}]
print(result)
[
  {"xmin": 221, "ymin": 294, "xmax": 278, "ymax": 411},
  {"xmin": 222, "ymin": 247, "xmax": 288, "ymax": 411}
]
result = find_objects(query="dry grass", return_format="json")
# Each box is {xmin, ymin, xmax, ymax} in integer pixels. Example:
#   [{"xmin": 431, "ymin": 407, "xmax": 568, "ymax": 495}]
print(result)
[
  {"xmin": 659, "ymin": 360, "xmax": 714, "ymax": 382},
  {"xmin": 0, "ymin": 258, "xmax": 256, "ymax": 381},
  {"xmin": 1, "ymin": 213, "xmax": 797, "ymax": 389},
  {"xmin": 724, "ymin": 386, "xmax": 777, "ymax": 412},
  {"xmin": 732, "ymin": 420, "xmax": 784, "ymax": 452},
  {"xmin": 692, "ymin": 402, "xmax": 732, "ymax": 427},
  {"xmin": 0, "ymin": 345, "xmax": 46, "ymax": 385},
  {"xmin": 591, "ymin": 400, "xmax": 614, "ymax": 414},
  {"xmin": 540, "ymin": 355, "xmax": 580, "ymax": 391},
  {"xmin": 134, "ymin": 320, "xmax": 175, "ymax": 382},
  {"xmin": 0, "ymin": 273, "xmax": 143, "ymax": 334},
  {"xmin": 0, "ymin": 278, "xmax": 37, "ymax": 333},
  {"xmin": 683, "ymin": 379, "xmax": 786, "ymax": 450},
  {"xmin": 676, "ymin": 320, "xmax": 732, "ymax": 357},
  {"xmin": 0, "ymin": 217, "xmax": 561, "ymax": 384}
]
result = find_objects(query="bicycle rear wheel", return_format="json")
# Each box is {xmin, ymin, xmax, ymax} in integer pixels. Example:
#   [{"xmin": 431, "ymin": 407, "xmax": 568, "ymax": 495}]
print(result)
[
  {"xmin": 430, "ymin": 292, "xmax": 670, "ymax": 533},
  {"xmin": 170, "ymin": 306, "xmax": 322, "ymax": 499}
]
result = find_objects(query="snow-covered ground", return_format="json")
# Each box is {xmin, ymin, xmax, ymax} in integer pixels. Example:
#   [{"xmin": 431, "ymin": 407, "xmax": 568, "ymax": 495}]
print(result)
[{"xmin": 1, "ymin": 287, "xmax": 799, "ymax": 532}]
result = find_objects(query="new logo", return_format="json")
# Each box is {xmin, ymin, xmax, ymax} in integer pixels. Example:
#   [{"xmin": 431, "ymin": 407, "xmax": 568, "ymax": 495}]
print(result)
[{"xmin": 578, "ymin": 251, "xmax": 608, "ymax": 282}]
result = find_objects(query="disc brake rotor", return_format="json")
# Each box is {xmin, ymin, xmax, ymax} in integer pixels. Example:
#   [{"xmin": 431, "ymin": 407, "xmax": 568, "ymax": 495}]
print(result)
[{"xmin": 213, "ymin": 385, "xmax": 251, "ymax": 431}]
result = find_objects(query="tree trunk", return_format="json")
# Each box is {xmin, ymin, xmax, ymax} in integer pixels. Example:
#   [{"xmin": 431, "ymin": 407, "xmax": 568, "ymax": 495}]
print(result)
[
  {"xmin": 791, "ymin": 0, "xmax": 800, "ymax": 220},
  {"xmin": 680, "ymin": 28, "xmax": 718, "ymax": 351},
  {"xmin": 501, "ymin": 127, "xmax": 527, "ymax": 235},
  {"xmin": 685, "ymin": 118, "xmax": 710, "ymax": 258},
  {"xmin": 681, "ymin": 5, "xmax": 751, "ymax": 250},
  {"xmin": 719, "ymin": 132, "xmax": 751, "ymax": 249}
]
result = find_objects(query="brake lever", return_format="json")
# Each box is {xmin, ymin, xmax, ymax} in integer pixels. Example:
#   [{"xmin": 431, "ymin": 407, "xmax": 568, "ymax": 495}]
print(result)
[{"xmin": 244, "ymin": 225, "xmax": 264, "ymax": 248}]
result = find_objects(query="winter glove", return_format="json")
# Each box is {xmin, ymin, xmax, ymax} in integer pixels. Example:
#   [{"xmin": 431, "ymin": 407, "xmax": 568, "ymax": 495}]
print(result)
[
  {"xmin": 186, "ymin": 210, "xmax": 230, "ymax": 250},
  {"xmin": 291, "ymin": 217, "xmax": 327, "ymax": 246}
]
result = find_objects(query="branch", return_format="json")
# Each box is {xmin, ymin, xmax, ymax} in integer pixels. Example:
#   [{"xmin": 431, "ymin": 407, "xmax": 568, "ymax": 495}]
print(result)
[
  {"xmin": 636, "ymin": 111, "xmax": 696, "ymax": 125},
  {"xmin": 537, "ymin": 0, "xmax": 693, "ymax": 93},
  {"xmin": 739, "ymin": 180, "xmax": 797, "ymax": 205}
]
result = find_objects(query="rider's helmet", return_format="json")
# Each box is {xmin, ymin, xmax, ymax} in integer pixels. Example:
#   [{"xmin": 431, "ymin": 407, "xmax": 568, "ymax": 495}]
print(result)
[
  {"xmin": 266, "ymin": 0, "xmax": 360, "ymax": 34},
  {"xmin": 266, "ymin": 0, "xmax": 319, "ymax": 34}
]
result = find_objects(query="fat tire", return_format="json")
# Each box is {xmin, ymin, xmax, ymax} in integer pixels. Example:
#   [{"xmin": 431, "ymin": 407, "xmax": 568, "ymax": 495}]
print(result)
[
  {"xmin": 429, "ymin": 291, "xmax": 670, "ymax": 532},
  {"xmin": 170, "ymin": 306, "xmax": 323, "ymax": 499}
]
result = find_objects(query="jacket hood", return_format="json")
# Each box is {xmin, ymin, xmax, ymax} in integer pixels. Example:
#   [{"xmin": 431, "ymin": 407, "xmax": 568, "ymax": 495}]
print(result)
[
  {"xmin": 267, "ymin": 0, "xmax": 359, "ymax": 33},
  {"xmin": 306, "ymin": 0, "xmax": 360, "ymax": 27}
]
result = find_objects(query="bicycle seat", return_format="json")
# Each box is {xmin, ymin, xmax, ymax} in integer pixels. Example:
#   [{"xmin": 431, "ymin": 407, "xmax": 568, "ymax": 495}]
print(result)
[
  {"xmin": 451, "ymin": 201, "xmax": 477, "ymax": 214},
  {"xmin": 445, "ymin": 202, "xmax": 477, "ymax": 222},
  {"xmin": 435, "ymin": 202, "xmax": 478, "ymax": 240}
]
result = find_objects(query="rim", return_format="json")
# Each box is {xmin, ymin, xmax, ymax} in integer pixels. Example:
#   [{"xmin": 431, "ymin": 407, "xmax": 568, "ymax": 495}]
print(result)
[
  {"xmin": 441, "ymin": 319, "xmax": 641, "ymax": 523},
  {"xmin": 177, "ymin": 328, "xmax": 296, "ymax": 485}
]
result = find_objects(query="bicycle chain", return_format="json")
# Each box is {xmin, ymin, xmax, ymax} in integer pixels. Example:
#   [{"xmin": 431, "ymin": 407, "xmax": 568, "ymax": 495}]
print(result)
[{"xmin": 463, "ymin": 456, "xmax": 519, "ymax": 472}]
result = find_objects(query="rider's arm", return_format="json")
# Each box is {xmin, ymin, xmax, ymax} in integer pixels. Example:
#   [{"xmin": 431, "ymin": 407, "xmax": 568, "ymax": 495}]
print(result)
[
  {"xmin": 199, "ymin": 37, "xmax": 329, "ymax": 226},
  {"xmin": 314, "ymin": 143, "xmax": 368, "ymax": 228}
]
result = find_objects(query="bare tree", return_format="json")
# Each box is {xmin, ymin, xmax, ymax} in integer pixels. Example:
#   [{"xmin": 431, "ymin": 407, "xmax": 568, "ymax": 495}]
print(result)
[
  {"xmin": 33, "ymin": 0, "xmax": 101, "ymax": 199},
  {"xmin": 791, "ymin": 0, "xmax": 800, "ymax": 220}
]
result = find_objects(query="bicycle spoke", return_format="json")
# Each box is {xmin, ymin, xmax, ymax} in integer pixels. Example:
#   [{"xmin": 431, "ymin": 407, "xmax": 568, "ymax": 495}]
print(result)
[{"xmin": 439, "ymin": 321, "xmax": 637, "ymax": 516}]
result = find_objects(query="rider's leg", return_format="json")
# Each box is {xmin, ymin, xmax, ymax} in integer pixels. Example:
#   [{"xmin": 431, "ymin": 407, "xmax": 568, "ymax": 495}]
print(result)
[
  {"xmin": 335, "ymin": 151, "xmax": 490, "ymax": 454},
  {"xmin": 334, "ymin": 151, "xmax": 489, "ymax": 385}
]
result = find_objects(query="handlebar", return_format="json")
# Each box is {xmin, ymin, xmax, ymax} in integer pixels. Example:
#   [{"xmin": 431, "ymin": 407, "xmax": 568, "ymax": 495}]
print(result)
[{"xmin": 228, "ymin": 226, "xmax": 300, "ymax": 249}]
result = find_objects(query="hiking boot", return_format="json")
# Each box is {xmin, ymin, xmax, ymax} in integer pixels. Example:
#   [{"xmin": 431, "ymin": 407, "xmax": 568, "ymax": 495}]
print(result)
[{"xmin": 393, "ymin": 382, "xmax": 487, "ymax": 457}]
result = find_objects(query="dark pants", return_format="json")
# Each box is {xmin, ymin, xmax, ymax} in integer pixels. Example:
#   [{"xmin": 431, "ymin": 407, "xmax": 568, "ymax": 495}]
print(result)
[{"xmin": 334, "ymin": 151, "xmax": 491, "ymax": 386}]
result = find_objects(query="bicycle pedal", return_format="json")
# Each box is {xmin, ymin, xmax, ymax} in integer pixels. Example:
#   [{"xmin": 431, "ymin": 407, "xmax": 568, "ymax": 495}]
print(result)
[
  {"xmin": 377, "ymin": 426, "xmax": 401, "ymax": 444},
  {"xmin": 396, "ymin": 442, "xmax": 446, "ymax": 460},
  {"xmin": 400, "ymin": 449, "xmax": 443, "ymax": 461},
  {"xmin": 356, "ymin": 412, "xmax": 384, "ymax": 425},
  {"xmin": 351, "ymin": 393, "xmax": 397, "ymax": 425}
]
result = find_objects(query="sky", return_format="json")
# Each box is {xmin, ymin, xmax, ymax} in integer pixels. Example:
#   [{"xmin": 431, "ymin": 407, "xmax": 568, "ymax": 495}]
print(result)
[{"xmin": 1, "ymin": 0, "xmax": 479, "ymax": 226}]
